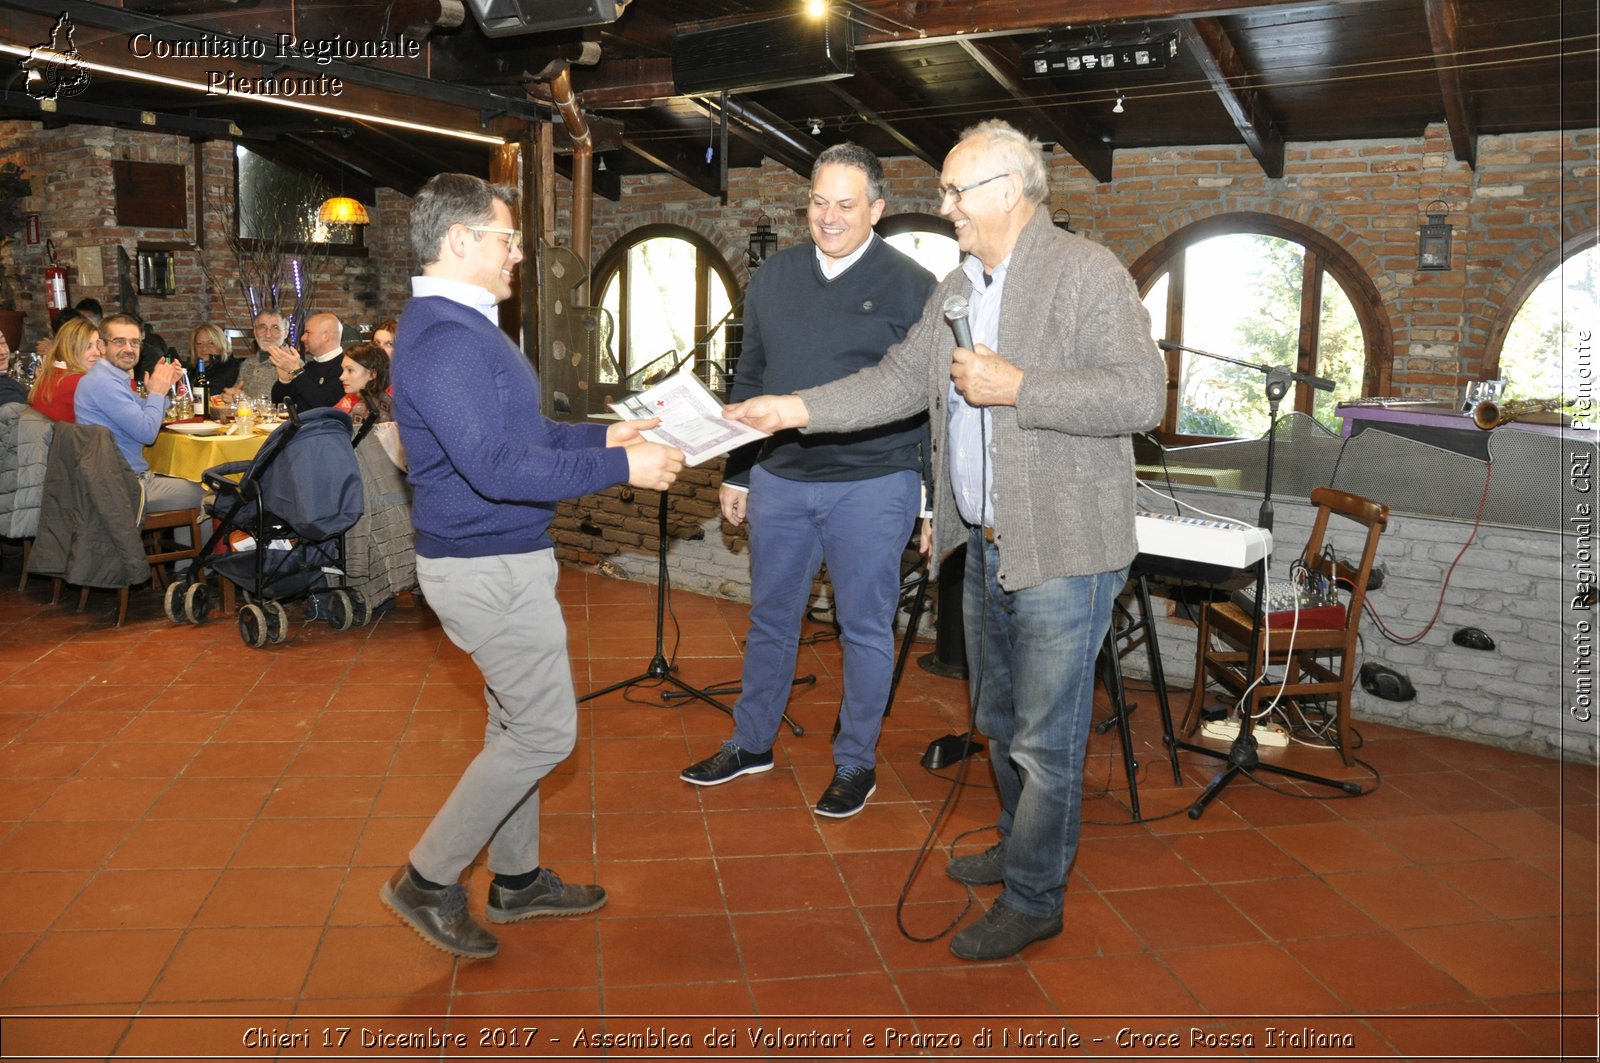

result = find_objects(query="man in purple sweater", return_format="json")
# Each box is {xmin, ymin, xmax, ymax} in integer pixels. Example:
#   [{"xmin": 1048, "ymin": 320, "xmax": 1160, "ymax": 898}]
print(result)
[{"xmin": 382, "ymin": 173, "xmax": 684, "ymax": 959}]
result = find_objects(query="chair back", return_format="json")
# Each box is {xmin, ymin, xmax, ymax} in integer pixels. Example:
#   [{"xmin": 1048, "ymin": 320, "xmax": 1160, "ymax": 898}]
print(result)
[{"xmin": 1301, "ymin": 486, "xmax": 1388, "ymax": 648}]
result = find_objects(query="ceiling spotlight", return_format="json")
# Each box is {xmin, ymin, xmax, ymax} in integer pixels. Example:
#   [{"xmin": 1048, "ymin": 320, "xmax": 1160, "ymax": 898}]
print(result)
[
  {"xmin": 1112, "ymin": 92, "xmax": 1125, "ymax": 114},
  {"xmin": 804, "ymin": 0, "xmax": 827, "ymax": 16},
  {"xmin": 808, "ymin": 118, "xmax": 823, "ymax": 136}
]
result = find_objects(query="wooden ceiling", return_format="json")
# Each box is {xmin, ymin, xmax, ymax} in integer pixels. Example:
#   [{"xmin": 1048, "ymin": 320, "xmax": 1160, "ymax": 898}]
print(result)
[{"xmin": 1, "ymin": 0, "xmax": 1593, "ymax": 201}]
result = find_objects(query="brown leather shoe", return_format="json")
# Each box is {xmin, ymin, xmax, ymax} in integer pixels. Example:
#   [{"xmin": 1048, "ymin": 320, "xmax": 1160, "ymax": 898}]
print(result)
[{"xmin": 380, "ymin": 867, "xmax": 498, "ymax": 959}]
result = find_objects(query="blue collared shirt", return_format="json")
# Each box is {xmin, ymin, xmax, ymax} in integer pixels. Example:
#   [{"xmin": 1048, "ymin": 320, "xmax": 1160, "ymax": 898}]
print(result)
[
  {"xmin": 947, "ymin": 253, "xmax": 1009, "ymax": 528},
  {"xmin": 75, "ymin": 359, "xmax": 168, "ymax": 474}
]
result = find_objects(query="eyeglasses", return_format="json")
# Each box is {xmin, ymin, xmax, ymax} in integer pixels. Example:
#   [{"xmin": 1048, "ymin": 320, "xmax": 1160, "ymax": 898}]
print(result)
[
  {"xmin": 463, "ymin": 224, "xmax": 521, "ymax": 248},
  {"xmin": 938, "ymin": 172, "xmax": 1013, "ymax": 205},
  {"xmin": 253, "ymin": 323, "xmax": 284, "ymax": 334}
]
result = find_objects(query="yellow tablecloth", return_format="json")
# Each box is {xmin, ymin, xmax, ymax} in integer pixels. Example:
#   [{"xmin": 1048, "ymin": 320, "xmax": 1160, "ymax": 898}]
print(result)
[{"xmin": 143, "ymin": 426, "xmax": 269, "ymax": 482}]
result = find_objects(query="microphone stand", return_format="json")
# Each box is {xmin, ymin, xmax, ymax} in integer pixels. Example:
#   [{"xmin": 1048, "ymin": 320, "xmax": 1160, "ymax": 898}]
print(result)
[
  {"xmin": 1157, "ymin": 341, "xmax": 1361, "ymax": 818},
  {"xmin": 579, "ymin": 314, "xmax": 803, "ymax": 736}
]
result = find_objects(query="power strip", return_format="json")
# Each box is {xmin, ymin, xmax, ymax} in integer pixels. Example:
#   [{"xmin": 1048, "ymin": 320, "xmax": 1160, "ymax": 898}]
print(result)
[{"xmin": 1200, "ymin": 717, "xmax": 1290, "ymax": 747}]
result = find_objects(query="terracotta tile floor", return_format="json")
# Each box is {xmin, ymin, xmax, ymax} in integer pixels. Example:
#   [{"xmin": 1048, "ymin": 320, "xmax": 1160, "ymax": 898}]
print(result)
[{"xmin": 0, "ymin": 567, "xmax": 1595, "ymax": 1061}]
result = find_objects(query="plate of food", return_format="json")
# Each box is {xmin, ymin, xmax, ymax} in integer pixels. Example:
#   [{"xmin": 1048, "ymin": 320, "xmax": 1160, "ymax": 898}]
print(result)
[{"xmin": 164, "ymin": 422, "xmax": 226, "ymax": 436}]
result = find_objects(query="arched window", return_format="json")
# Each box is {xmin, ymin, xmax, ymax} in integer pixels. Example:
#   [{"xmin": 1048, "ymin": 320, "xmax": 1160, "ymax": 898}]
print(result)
[
  {"xmin": 1493, "ymin": 240, "xmax": 1598, "ymax": 402},
  {"xmin": 877, "ymin": 212, "xmax": 960, "ymax": 281},
  {"xmin": 1132, "ymin": 214, "xmax": 1388, "ymax": 441},
  {"xmin": 593, "ymin": 225, "xmax": 738, "ymax": 393}
]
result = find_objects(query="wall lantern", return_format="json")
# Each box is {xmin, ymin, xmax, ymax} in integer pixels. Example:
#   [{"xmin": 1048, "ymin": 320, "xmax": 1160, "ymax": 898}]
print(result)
[
  {"xmin": 1417, "ymin": 200, "xmax": 1453, "ymax": 272},
  {"xmin": 318, "ymin": 196, "xmax": 370, "ymax": 225},
  {"xmin": 747, "ymin": 213, "xmax": 777, "ymax": 267}
]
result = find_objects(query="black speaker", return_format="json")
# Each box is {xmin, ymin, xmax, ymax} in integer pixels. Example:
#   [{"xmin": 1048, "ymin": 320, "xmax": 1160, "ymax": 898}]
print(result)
[{"xmin": 466, "ymin": 0, "xmax": 627, "ymax": 37}]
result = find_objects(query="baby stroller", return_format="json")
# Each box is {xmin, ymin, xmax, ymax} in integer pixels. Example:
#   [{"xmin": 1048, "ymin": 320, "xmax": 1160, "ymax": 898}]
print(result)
[{"xmin": 163, "ymin": 407, "xmax": 366, "ymax": 647}]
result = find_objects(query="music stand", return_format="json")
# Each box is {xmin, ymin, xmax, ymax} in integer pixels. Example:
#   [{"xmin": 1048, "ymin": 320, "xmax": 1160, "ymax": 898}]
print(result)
[
  {"xmin": 1158, "ymin": 341, "xmax": 1363, "ymax": 818},
  {"xmin": 579, "ymin": 338, "xmax": 803, "ymax": 736}
]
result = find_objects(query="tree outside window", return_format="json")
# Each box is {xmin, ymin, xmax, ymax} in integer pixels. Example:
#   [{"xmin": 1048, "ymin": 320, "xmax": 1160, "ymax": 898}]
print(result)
[
  {"xmin": 1137, "ymin": 221, "xmax": 1375, "ymax": 441},
  {"xmin": 1497, "ymin": 243, "xmax": 1598, "ymax": 403}
]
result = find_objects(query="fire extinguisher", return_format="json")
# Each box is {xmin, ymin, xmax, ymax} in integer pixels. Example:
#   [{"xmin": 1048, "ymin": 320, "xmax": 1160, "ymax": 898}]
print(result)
[{"xmin": 44, "ymin": 240, "xmax": 70, "ymax": 315}]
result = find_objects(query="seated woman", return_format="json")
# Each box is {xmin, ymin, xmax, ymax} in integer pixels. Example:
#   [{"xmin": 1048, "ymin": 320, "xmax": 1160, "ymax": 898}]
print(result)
[
  {"xmin": 372, "ymin": 318, "xmax": 398, "ymax": 359},
  {"xmin": 28, "ymin": 317, "xmax": 103, "ymax": 423},
  {"xmin": 188, "ymin": 322, "xmax": 227, "ymax": 407},
  {"xmin": 337, "ymin": 342, "xmax": 414, "ymax": 617},
  {"xmin": 335, "ymin": 341, "xmax": 393, "ymax": 424}
]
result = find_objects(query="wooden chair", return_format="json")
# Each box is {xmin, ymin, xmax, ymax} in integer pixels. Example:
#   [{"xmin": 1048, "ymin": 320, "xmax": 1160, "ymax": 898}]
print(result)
[
  {"xmin": 1181, "ymin": 487, "xmax": 1388, "ymax": 766},
  {"xmin": 59, "ymin": 507, "xmax": 203, "ymax": 626}
]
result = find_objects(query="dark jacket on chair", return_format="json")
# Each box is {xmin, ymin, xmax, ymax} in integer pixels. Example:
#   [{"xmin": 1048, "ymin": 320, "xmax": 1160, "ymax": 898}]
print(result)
[{"xmin": 30, "ymin": 422, "xmax": 149, "ymax": 588}]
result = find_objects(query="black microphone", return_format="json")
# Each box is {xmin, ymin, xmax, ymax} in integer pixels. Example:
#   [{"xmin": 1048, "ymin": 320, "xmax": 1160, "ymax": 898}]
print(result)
[
  {"xmin": 943, "ymin": 294, "xmax": 974, "ymax": 350},
  {"xmin": 1157, "ymin": 339, "xmax": 1182, "ymax": 353}
]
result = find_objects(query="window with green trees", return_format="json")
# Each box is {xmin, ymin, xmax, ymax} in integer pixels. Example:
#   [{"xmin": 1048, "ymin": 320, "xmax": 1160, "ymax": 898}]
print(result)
[
  {"xmin": 1134, "ymin": 216, "xmax": 1383, "ymax": 441},
  {"xmin": 1495, "ymin": 242, "xmax": 1598, "ymax": 403}
]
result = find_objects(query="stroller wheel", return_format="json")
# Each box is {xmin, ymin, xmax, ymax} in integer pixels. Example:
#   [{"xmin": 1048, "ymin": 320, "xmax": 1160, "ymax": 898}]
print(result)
[
  {"xmin": 348, "ymin": 590, "xmax": 371, "ymax": 628},
  {"xmin": 184, "ymin": 582, "xmax": 213, "ymax": 626},
  {"xmin": 164, "ymin": 582, "xmax": 188, "ymax": 625},
  {"xmin": 326, "ymin": 588, "xmax": 357, "ymax": 632},
  {"xmin": 238, "ymin": 603, "xmax": 269, "ymax": 649},
  {"xmin": 264, "ymin": 601, "xmax": 290, "ymax": 644}
]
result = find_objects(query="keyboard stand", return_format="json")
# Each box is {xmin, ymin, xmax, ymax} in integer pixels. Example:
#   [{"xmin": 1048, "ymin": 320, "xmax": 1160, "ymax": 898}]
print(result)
[{"xmin": 1097, "ymin": 568, "xmax": 1184, "ymax": 821}]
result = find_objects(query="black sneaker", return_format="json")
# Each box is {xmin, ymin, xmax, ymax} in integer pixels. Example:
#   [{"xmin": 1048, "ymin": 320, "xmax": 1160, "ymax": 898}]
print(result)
[
  {"xmin": 949, "ymin": 902, "xmax": 1062, "ymax": 962},
  {"xmin": 946, "ymin": 839, "xmax": 1008, "ymax": 885},
  {"xmin": 379, "ymin": 867, "xmax": 498, "ymax": 959},
  {"xmin": 680, "ymin": 741, "xmax": 774, "ymax": 786},
  {"xmin": 486, "ymin": 868, "xmax": 606, "ymax": 924},
  {"xmin": 813, "ymin": 765, "xmax": 876, "ymax": 818}
]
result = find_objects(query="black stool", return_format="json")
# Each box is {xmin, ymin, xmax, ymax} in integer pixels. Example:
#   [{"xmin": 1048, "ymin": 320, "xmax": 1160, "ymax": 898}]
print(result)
[{"xmin": 1097, "ymin": 567, "xmax": 1183, "ymax": 820}]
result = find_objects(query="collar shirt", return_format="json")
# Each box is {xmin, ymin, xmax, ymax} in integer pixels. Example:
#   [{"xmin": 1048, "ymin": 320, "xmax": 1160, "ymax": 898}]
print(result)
[
  {"xmin": 947, "ymin": 253, "xmax": 1009, "ymax": 528},
  {"xmin": 814, "ymin": 232, "xmax": 876, "ymax": 280},
  {"xmin": 412, "ymin": 276, "xmax": 500, "ymax": 324},
  {"xmin": 74, "ymin": 358, "xmax": 167, "ymax": 474}
]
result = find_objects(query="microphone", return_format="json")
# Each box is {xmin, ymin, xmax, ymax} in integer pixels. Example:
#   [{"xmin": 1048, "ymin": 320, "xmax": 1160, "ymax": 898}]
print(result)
[
  {"xmin": 1157, "ymin": 339, "xmax": 1183, "ymax": 353},
  {"xmin": 943, "ymin": 294, "xmax": 974, "ymax": 350}
]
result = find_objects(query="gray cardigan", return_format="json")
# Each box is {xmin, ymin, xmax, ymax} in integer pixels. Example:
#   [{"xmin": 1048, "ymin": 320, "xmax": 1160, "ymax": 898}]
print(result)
[{"xmin": 799, "ymin": 209, "xmax": 1165, "ymax": 590}]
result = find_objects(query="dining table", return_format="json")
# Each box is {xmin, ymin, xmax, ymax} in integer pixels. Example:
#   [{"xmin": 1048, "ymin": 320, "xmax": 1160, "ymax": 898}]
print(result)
[{"xmin": 143, "ymin": 421, "xmax": 271, "ymax": 482}]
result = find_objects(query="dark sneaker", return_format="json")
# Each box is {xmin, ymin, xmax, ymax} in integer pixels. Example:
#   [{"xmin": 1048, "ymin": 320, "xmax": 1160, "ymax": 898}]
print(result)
[
  {"xmin": 486, "ymin": 868, "xmax": 606, "ymax": 924},
  {"xmin": 946, "ymin": 839, "xmax": 1008, "ymax": 886},
  {"xmin": 813, "ymin": 765, "xmax": 876, "ymax": 818},
  {"xmin": 949, "ymin": 902, "xmax": 1062, "ymax": 962},
  {"xmin": 680, "ymin": 741, "xmax": 774, "ymax": 786},
  {"xmin": 379, "ymin": 867, "xmax": 498, "ymax": 959}
]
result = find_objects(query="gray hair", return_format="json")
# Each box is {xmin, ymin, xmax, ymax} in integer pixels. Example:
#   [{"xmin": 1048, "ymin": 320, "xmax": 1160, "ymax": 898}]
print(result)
[
  {"xmin": 957, "ymin": 119, "xmax": 1049, "ymax": 205},
  {"xmin": 411, "ymin": 173, "xmax": 517, "ymax": 266},
  {"xmin": 813, "ymin": 142, "xmax": 886, "ymax": 205}
]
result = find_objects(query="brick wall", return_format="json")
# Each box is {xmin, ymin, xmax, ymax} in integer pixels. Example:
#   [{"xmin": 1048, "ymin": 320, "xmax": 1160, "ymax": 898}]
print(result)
[{"xmin": 0, "ymin": 122, "xmax": 414, "ymax": 348}]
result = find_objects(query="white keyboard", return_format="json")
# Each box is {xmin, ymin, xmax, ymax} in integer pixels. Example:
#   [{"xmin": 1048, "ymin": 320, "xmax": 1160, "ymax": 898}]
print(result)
[{"xmin": 1135, "ymin": 510, "xmax": 1272, "ymax": 571}]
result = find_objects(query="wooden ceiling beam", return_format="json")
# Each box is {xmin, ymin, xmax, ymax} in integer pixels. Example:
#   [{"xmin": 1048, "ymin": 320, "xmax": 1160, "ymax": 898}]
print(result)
[
  {"xmin": 570, "ymin": 58, "xmax": 677, "ymax": 108},
  {"xmin": 823, "ymin": 73, "xmax": 947, "ymax": 172},
  {"xmin": 687, "ymin": 96, "xmax": 821, "ymax": 179},
  {"xmin": 843, "ymin": 0, "xmax": 1377, "ymax": 49},
  {"xmin": 1423, "ymin": 0, "xmax": 1478, "ymax": 167},
  {"xmin": 957, "ymin": 37, "xmax": 1114, "ymax": 183},
  {"xmin": 618, "ymin": 131, "xmax": 723, "ymax": 198},
  {"xmin": 1183, "ymin": 17, "xmax": 1285, "ymax": 178}
]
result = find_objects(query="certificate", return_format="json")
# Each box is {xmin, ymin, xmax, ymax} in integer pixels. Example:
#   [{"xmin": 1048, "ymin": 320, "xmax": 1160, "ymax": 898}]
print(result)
[{"xmin": 609, "ymin": 368, "xmax": 769, "ymax": 467}]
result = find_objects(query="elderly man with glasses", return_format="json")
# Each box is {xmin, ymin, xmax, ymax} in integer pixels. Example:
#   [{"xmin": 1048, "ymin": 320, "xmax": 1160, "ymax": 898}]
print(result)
[{"xmin": 725, "ymin": 119, "xmax": 1165, "ymax": 962}]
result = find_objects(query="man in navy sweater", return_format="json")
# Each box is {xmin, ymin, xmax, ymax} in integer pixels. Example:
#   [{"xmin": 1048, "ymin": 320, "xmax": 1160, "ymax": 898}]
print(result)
[
  {"xmin": 381, "ymin": 173, "xmax": 684, "ymax": 959},
  {"xmin": 680, "ymin": 144, "xmax": 935, "ymax": 818}
]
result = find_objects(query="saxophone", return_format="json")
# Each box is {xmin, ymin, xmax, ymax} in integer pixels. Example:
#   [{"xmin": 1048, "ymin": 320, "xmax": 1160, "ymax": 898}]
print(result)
[{"xmin": 1472, "ymin": 397, "xmax": 1572, "ymax": 430}]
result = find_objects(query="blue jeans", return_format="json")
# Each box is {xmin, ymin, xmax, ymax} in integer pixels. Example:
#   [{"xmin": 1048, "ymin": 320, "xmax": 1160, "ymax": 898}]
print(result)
[
  {"xmin": 964, "ymin": 528, "xmax": 1126, "ymax": 919},
  {"xmin": 731, "ymin": 466, "xmax": 920, "ymax": 769}
]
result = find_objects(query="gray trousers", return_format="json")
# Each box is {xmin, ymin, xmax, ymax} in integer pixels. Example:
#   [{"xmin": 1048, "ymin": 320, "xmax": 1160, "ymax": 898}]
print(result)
[{"xmin": 408, "ymin": 549, "xmax": 577, "ymax": 883}]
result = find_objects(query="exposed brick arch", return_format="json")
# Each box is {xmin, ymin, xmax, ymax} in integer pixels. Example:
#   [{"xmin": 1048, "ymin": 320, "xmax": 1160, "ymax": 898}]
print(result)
[
  {"xmin": 1482, "ymin": 219, "xmax": 1600, "ymax": 377},
  {"xmin": 1130, "ymin": 209, "xmax": 1395, "ymax": 402},
  {"xmin": 592, "ymin": 210, "xmax": 749, "ymax": 289}
]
